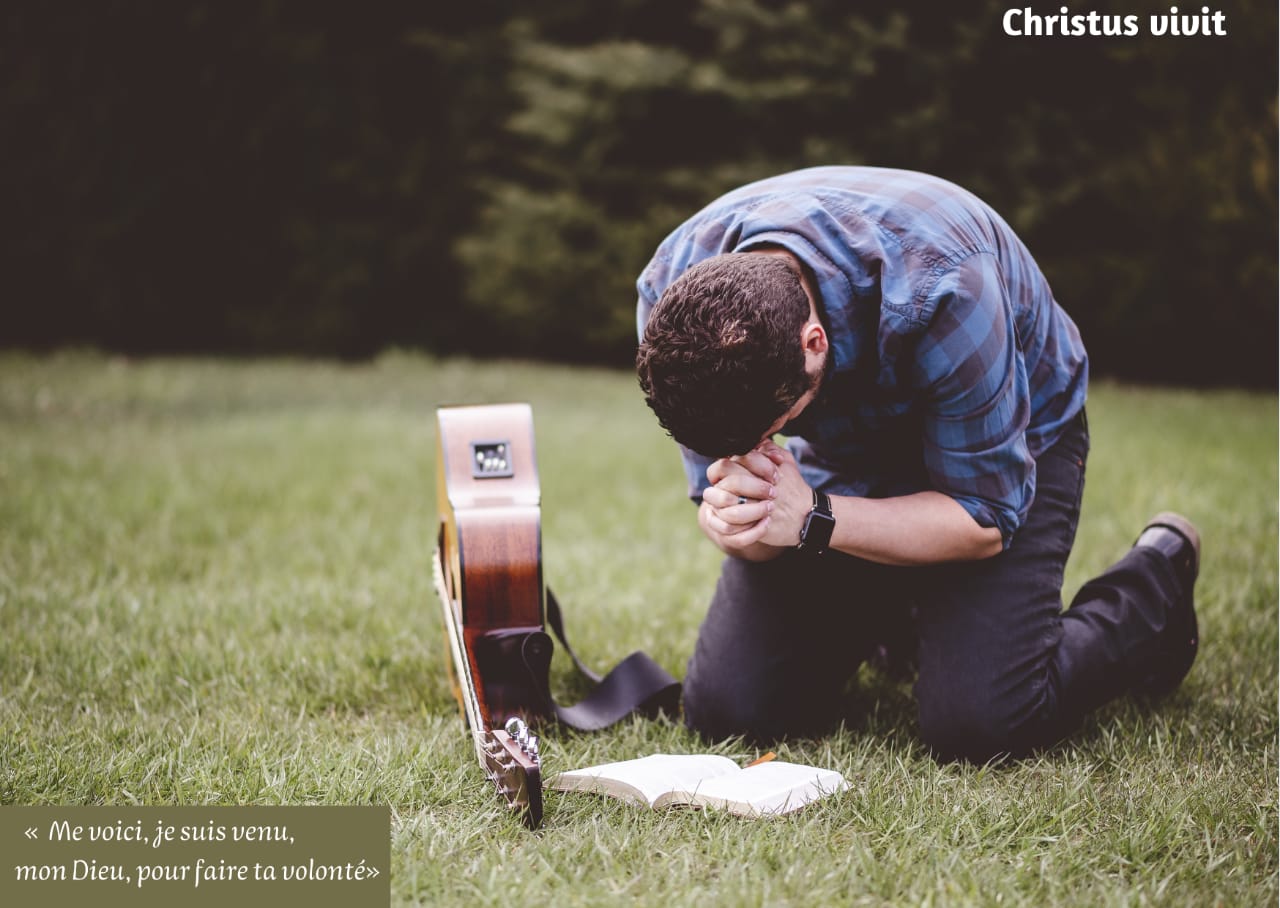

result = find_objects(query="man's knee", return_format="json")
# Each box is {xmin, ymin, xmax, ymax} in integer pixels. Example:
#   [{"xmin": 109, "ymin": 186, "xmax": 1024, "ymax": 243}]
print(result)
[
  {"xmin": 916, "ymin": 675, "xmax": 1063, "ymax": 763},
  {"xmin": 682, "ymin": 675, "xmax": 763, "ymax": 743},
  {"xmin": 682, "ymin": 659, "xmax": 777, "ymax": 744},
  {"xmin": 917, "ymin": 700, "xmax": 1015, "ymax": 763},
  {"xmin": 682, "ymin": 662, "xmax": 835, "ymax": 745}
]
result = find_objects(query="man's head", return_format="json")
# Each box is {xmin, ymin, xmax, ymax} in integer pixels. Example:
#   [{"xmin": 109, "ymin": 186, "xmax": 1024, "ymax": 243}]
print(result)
[{"xmin": 636, "ymin": 251, "xmax": 828, "ymax": 457}]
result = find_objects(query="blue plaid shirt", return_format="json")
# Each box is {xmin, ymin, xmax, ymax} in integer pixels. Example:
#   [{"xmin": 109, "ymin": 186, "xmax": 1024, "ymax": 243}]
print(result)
[{"xmin": 636, "ymin": 166, "xmax": 1088, "ymax": 547}]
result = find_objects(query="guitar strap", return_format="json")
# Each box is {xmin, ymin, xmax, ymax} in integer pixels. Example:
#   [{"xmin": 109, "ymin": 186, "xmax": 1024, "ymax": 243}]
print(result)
[{"xmin": 521, "ymin": 588, "xmax": 682, "ymax": 732}]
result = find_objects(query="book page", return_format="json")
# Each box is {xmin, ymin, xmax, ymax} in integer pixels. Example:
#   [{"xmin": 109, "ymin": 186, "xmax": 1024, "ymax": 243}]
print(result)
[
  {"xmin": 550, "ymin": 754, "xmax": 740, "ymax": 807},
  {"xmin": 687, "ymin": 761, "xmax": 849, "ymax": 816}
]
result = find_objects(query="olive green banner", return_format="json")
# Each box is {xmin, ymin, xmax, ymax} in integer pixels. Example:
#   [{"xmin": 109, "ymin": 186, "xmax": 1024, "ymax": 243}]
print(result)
[{"xmin": 1, "ymin": 806, "xmax": 388, "ymax": 908}]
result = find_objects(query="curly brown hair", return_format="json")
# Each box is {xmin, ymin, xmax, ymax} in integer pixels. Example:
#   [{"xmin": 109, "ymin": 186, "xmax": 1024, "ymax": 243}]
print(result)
[{"xmin": 636, "ymin": 253, "xmax": 813, "ymax": 457}]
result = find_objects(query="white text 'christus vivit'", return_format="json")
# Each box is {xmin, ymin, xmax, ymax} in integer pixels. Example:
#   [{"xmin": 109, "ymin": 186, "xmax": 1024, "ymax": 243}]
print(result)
[{"xmin": 1003, "ymin": 6, "xmax": 1228, "ymax": 37}]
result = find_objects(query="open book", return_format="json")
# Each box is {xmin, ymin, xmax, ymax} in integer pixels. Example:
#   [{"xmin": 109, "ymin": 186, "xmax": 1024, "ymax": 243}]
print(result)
[{"xmin": 549, "ymin": 753, "xmax": 849, "ymax": 817}]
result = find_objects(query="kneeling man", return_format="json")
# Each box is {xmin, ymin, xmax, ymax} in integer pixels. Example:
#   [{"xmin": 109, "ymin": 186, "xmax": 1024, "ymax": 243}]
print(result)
[{"xmin": 635, "ymin": 166, "xmax": 1199, "ymax": 761}]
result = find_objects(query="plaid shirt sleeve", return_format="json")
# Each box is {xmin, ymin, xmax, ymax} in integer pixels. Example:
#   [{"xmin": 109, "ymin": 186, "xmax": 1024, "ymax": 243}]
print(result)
[{"xmin": 914, "ymin": 253, "xmax": 1035, "ymax": 547}]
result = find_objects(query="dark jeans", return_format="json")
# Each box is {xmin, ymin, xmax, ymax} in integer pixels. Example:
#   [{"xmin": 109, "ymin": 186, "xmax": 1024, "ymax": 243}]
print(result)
[{"xmin": 682, "ymin": 411, "xmax": 1187, "ymax": 761}]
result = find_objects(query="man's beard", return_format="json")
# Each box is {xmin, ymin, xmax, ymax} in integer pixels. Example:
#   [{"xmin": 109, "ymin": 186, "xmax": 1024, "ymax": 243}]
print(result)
[{"xmin": 810, "ymin": 347, "xmax": 833, "ymax": 402}]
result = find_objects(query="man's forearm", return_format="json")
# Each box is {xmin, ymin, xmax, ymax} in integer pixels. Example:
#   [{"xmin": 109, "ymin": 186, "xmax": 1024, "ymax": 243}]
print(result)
[
  {"xmin": 824, "ymin": 490, "xmax": 1003, "ymax": 565},
  {"xmin": 696, "ymin": 441, "xmax": 1004, "ymax": 565}
]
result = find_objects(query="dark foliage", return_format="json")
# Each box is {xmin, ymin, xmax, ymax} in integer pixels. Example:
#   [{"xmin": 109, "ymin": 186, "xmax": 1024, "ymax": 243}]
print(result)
[{"xmin": 2, "ymin": 1, "xmax": 1275, "ymax": 385}]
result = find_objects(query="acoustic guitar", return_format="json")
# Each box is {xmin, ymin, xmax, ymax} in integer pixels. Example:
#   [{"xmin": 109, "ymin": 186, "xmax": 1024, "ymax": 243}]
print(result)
[{"xmin": 432, "ymin": 402, "xmax": 553, "ymax": 828}]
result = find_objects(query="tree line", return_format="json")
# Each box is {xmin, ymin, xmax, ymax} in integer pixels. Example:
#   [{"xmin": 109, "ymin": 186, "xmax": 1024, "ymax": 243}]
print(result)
[{"xmin": 4, "ymin": 1, "xmax": 1276, "ymax": 387}]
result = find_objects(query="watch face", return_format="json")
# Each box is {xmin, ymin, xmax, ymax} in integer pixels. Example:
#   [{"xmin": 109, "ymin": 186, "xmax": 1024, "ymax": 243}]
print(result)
[{"xmin": 800, "ymin": 509, "xmax": 836, "ymax": 552}]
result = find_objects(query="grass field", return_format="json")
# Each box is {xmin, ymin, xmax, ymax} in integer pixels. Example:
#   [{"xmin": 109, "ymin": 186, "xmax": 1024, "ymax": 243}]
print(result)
[{"xmin": 1, "ymin": 352, "xmax": 1275, "ymax": 906}]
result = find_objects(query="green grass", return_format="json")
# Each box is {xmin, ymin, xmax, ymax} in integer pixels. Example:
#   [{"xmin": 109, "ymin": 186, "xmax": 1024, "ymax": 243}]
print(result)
[{"xmin": 1, "ymin": 352, "xmax": 1275, "ymax": 906}]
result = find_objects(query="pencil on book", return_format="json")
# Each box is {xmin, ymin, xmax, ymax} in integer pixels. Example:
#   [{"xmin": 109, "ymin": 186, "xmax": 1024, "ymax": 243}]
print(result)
[{"xmin": 745, "ymin": 751, "xmax": 777, "ymax": 767}]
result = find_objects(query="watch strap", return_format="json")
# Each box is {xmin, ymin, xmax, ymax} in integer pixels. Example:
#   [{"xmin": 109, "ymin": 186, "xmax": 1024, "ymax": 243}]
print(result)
[{"xmin": 797, "ymin": 488, "xmax": 835, "ymax": 554}]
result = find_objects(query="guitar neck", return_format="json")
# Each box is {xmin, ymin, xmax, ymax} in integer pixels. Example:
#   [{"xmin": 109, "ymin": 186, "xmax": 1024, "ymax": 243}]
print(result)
[{"xmin": 434, "ymin": 546, "xmax": 544, "ymax": 828}]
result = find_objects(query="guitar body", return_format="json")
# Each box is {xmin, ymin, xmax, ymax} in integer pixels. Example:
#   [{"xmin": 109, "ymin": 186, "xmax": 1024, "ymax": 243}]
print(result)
[{"xmin": 434, "ymin": 403, "xmax": 552, "ymax": 828}]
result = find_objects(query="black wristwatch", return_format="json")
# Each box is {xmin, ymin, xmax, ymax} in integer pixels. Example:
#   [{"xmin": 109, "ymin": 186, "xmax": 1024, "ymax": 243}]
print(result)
[{"xmin": 797, "ymin": 488, "xmax": 835, "ymax": 555}]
